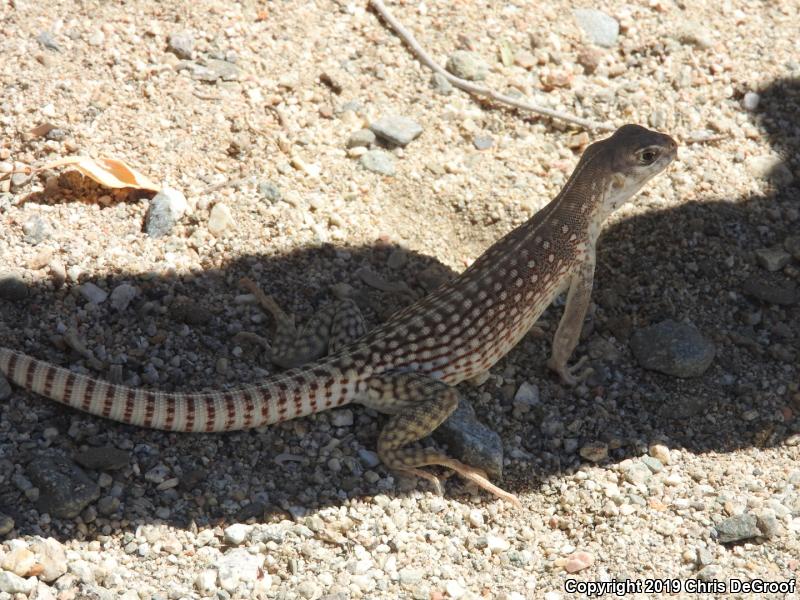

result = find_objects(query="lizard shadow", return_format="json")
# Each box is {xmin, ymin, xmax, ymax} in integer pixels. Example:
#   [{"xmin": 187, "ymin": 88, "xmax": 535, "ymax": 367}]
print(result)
[{"xmin": 1, "ymin": 80, "xmax": 798, "ymax": 545}]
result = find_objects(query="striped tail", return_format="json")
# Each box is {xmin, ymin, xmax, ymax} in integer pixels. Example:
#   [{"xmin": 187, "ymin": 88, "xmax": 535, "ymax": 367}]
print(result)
[{"xmin": 0, "ymin": 348, "xmax": 355, "ymax": 432}]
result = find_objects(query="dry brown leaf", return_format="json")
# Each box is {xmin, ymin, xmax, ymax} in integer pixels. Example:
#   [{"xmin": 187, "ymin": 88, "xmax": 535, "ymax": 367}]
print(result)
[{"xmin": 36, "ymin": 156, "xmax": 160, "ymax": 191}]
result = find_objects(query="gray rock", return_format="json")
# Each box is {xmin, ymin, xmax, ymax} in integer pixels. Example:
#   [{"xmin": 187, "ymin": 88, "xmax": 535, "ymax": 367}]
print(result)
[
  {"xmin": 755, "ymin": 247, "xmax": 790, "ymax": 272},
  {"xmin": 109, "ymin": 283, "xmax": 138, "ymax": 311},
  {"xmin": 369, "ymin": 116, "xmax": 423, "ymax": 147},
  {"xmin": 257, "ymin": 181, "xmax": 282, "ymax": 203},
  {"xmin": 641, "ymin": 456, "xmax": 663, "ymax": 473},
  {"xmin": 145, "ymin": 187, "xmax": 188, "ymax": 237},
  {"xmin": 79, "ymin": 282, "xmax": 108, "ymax": 304},
  {"xmin": 746, "ymin": 154, "xmax": 794, "ymax": 185},
  {"xmin": 574, "ymin": 9, "xmax": 619, "ymax": 47},
  {"xmin": 434, "ymin": 398, "xmax": 503, "ymax": 479},
  {"xmin": 23, "ymin": 215, "xmax": 51, "ymax": 245},
  {"xmin": 714, "ymin": 513, "xmax": 759, "ymax": 543},
  {"xmin": 97, "ymin": 496, "xmax": 120, "ymax": 516},
  {"xmin": 26, "ymin": 453, "xmax": 101, "ymax": 518},
  {"xmin": 741, "ymin": 275, "xmax": 798, "ymax": 305},
  {"xmin": 630, "ymin": 320, "xmax": 715, "ymax": 377},
  {"xmin": 756, "ymin": 511, "xmax": 782, "ymax": 539},
  {"xmin": 472, "ymin": 135, "xmax": 494, "ymax": 150},
  {"xmin": 37, "ymin": 30, "xmax": 61, "ymax": 51},
  {"xmin": 696, "ymin": 565, "xmax": 722, "ymax": 581},
  {"xmin": 360, "ymin": 150, "xmax": 395, "ymax": 176},
  {"xmin": 74, "ymin": 446, "xmax": 130, "ymax": 471},
  {"xmin": 623, "ymin": 462, "xmax": 651, "ymax": 486},
  {"xmin": 0, "ymin": 271, "xmax": 28, "ymax": 302},
  {"xmin": 205, "ymin": 59, "xmax": 240, "ymax": 81},
  {"xmin": 167, "ymin": 31, "xmax": 194, "ymax": 59},
  {"xmin": 430, "ymin": 72, "xmax": 453, "ymax": 94},
  {"xmin": 579, "ymin": 442, "xmax": 608, "ymax": 463},
  {"xmin": 10, "ymin": 172, "xmax": 32, "ymax": 191},
  {"xmin": 347, "ymin": 129, "xmax": 376, "ymax": 149},
  {"xmin": 0, "ymin": 571, "xmax": 35, "ymax": 594},
  {"xmin": 445, "ymin": 51, "xmax": 489, "ymax": 81}
]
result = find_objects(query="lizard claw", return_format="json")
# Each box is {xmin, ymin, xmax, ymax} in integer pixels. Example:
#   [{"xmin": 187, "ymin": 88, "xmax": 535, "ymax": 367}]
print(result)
[{"xmin": 548, "ymin": 355, "xmax": 594, "ymax": 386}]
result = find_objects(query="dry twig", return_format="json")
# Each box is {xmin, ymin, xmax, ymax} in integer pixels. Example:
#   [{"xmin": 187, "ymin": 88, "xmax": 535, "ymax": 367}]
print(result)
[{"xmin": 368, "ymin": 0, "xmax": 612, "ymax": 132}]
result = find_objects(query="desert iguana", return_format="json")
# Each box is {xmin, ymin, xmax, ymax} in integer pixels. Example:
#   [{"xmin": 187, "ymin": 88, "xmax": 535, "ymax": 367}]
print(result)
[{"xmin": 0, "ymin": 125, "xmax": 677, "ymax": 505}]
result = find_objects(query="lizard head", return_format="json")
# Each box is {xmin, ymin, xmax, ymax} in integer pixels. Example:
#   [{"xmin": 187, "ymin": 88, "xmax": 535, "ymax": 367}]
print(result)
[{"xmin": 582, "ymin": 124, "xmax": 678, "ymax": 218}]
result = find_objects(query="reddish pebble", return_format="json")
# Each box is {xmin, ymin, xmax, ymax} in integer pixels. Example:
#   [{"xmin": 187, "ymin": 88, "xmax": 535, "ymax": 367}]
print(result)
[{"xmin": 565, "ymin": 551, "xmax": 595, "ymax": 573}]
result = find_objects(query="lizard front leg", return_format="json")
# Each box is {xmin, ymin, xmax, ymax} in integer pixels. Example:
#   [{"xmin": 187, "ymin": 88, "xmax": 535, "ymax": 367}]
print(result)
[
  {"xmin": 547, "ymin": 253, "xmax": 595, "ymax": 386},
  {"xmin": 238, "ymin": 277, "xmax": 365, "ymax": 368},
  {"xmin": 360, "ymin": 373, "xmax": 521, "ymax": 507}
]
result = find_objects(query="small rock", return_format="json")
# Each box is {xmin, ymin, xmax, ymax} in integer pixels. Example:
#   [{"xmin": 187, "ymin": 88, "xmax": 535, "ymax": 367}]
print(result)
[
  {"xmin": 215, "ymin": 548, "xmax": 263, "ymax": 593},
  {"xmin": 74, "ymin": 446, "xmax": 130, "ymax": 471},
  {"xmin": 145, "ymin": 187, "xmax": 189, "ymax": 237},
  {"xmin": 0, "ymin": 571, "xmax": 35, "ymax": 594},
  {"xmin": 715, "ymin": 513, "xmax": 760, "ymax": 543},
  {"xmin": 579, "ymin": 442, "xmax": 608, "ymax": 463},
  {"xmin": 472, "ymin": 135, "xmax": 494, "ymax": 150},
  {"xmin": 742, "ymin": 92, "xmax": 760, "ymax": 111},
  {"xmin": 434, "ymin": 398, "xmax": 503, "ymax": 479},
  {"xmin": 109, "ymin": 284, "xmax": 138, "ymax": 311},
  {"xmin": 445, "ymin": 580, "xmax": 465, "ymax": 599},
  {"xmin": 514, "ymin": 382, "xmax": 539, "ymax": 406},
  {"xmin": 257, "ymin": 181, "xmax": 282, "ymax": 203},
  {"xmin": 630, "ymin": 320, "xmax": 715, "ymax": 377},
  {"xmin": 330, "ymin": 409, "xmax": 354, "ymax": 427},
  {"xmin": 1, "ymin": 548, "xmax": 36, "ymax": 577},
  {"xmin": 641, "ymin": 456, "xmax": 663, "ymax": 473},
  {"xmin": 167, "ymin": 31, "xmax": 194, "ymax": 59},
  {"xmin": 195, "ymin": 569, "xmax": 217, "ymax": 594},
  {"xmin": 369, "ymin": 116, "xmax": 423, "ymax": 147},
  {"xmin": 741, "ymin": 275, "xmax": 798, "ymax": 305},
  {"xmin": 648, "ymin": 443, "xmax": 671, "ymax": 465},
  {"xmin": 360, "ymin": 150, "xmax": 396, "ymax": 176},
  {"xmin": 430, "ymin": 72, "xmax": 453, "ymax": 94},
  {"xmin": 756, "ymin": 511, "xmax": 783, "ymax": 539},
  {"xmin": 26, "ymin": 453, "xmax": 100, "ymax": 518},
  {"xmin": 485, "ymin": 534, "xmax": 510, "ymax": 553},
  {"xmin": 755, "ymin": 247, "xmax": 791, "ymax": 272},
  {"xmin": 10, "ymin": 172, "xmax": 32, "ymax": 191},
  {"xmin": 564, "ymin": 551, "xmax": 594, "ymax": 573},
  {"xmin": 208, "ymin": 203, "xmax": 236, "ymax": 236},
  {"xmin": 29, "ymin": 537, "xmax": 67, "ymax": 582},
  {"xmin": 223, "ymin": 524, "xmax": 251, "ymax": 546},
  {"xmin": 97, "ymin": 496, "xmax": 120, "ymax": 516},
  {"xmin": 573, "ymin": 9, "xmax": 619, "ymax": 47},
  {"xmin": 514, "ymin": 50, "xmax": 536, "ymax": 69},
  {"xmin": 0, "ymin": 513, "xmax": 14, "ymax": 535},
  {"xmin": 696, "ymin": 565, "xmax": 722, "ymax": 581},
  {"xmin": 623, "ymin": 462, "xmax": 651, "ymax": 486},
  {"xmin": 79, "ymin": 282, "xmax": 108, "ymax": 304},
  {"xmin": 37, "ymin": 31, "xmax": 61, "ymax": 52},
  {"xmin": 0, "ymin": 272, "xmax": 28, "ymax": 301},
  {"xmin": 446, "ymin": 51, "xmax": 489, "ymax": 81},
  {"xmin": 468, "ymin": 509, "xmax": 484, "ymax": 527},
  {"xmin": 347, "ymin": 129, "xmax": 376, "ymax": 149},
  {"xmin": 87, "ymin": 30, "xmax": 105, "ymax": 46},
  {"xmin": 746, "ymin": 154, "xmax": 794, "ymax": 186},
  {"xmin": 576, "ymin": 46, "xmax": 604, "ymax": 73},
  {"xmin": 357, "ymin": 449, "xmax": 380, "ymax": 468},
  {"xmin": 675, "ymin": 21, "xmax": 714, "ymax": 49},
  {"xmin": 399, "ymin": 567, "xmax": 424, "ymax": 586},
  {"xmin": 23, "ymin": 216, "xmax": 51, "ymax": 245},
  {"xmin": 205, "ymin": 59, "xmax": 240, "ymax": 81}
]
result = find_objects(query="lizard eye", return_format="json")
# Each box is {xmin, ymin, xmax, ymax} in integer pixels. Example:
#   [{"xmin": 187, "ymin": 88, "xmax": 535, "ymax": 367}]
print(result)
[{"xmin": 639, "ymin": 148, "xmax": 658, "ymax": 165}]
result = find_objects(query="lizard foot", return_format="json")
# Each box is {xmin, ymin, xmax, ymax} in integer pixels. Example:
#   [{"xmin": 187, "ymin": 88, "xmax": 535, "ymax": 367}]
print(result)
[{"xmin": 547, "ymin": 355, "xmax": 594, "ymax": 386}]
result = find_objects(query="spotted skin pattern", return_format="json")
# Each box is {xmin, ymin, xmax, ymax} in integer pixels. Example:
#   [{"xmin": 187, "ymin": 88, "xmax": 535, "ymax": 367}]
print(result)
[{"xmin": 0, "ymin": 125, "xmax": 677, "ymax": 504}]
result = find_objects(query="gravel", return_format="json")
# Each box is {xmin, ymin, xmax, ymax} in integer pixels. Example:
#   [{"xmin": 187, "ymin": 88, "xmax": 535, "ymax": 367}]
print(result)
[
  {"xmin": 369, "ymin": 116, "xmax": 423, "ymax": 147},
  {"xmin": 360, "ymin": 149, "xmax": 396, "ymax": 175},
  {"xmin": 1, "ymin": 0, "xmax": 798, "ymax": 597},
  {"xmin": 445, "ymin": 51, "xmax": 489, "ymax": 81}
]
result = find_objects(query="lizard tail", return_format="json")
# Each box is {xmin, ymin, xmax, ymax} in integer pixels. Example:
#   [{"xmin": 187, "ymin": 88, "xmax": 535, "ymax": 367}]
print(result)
[{"xmin": 0, "ymin": 348, "xmax": 354, "ymax": 432}]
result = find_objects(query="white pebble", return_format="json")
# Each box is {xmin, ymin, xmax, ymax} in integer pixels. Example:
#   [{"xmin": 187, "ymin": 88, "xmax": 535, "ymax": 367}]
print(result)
[
  {"xmin": 223, "ymin": 523, "xmax": 251, "ymax": 546},
  {"xmin": 468, "ymin": 508, "xmax": 484, "ymax": 527},
  {"xmin": 208, "ymin": 202, "xmax": 236, "ymax": 236}
]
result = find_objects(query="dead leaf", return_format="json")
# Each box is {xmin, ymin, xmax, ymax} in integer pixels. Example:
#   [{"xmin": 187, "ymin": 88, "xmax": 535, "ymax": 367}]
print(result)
[{"xmin": 35, "ymin": 156, "xmax": 160, "ymax": 191}]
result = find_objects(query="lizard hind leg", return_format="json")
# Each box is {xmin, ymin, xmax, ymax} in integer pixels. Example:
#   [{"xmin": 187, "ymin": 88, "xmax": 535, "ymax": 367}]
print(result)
[{"xmin": 363, "ymin": 373, "xmax": 521, "ymax": 507}]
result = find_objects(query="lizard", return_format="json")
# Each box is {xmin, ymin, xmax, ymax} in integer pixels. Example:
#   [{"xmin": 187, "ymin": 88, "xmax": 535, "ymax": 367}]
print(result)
[{"xmin": 0, "ymin": 124, "xmax": 677, "ymax": 506}]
